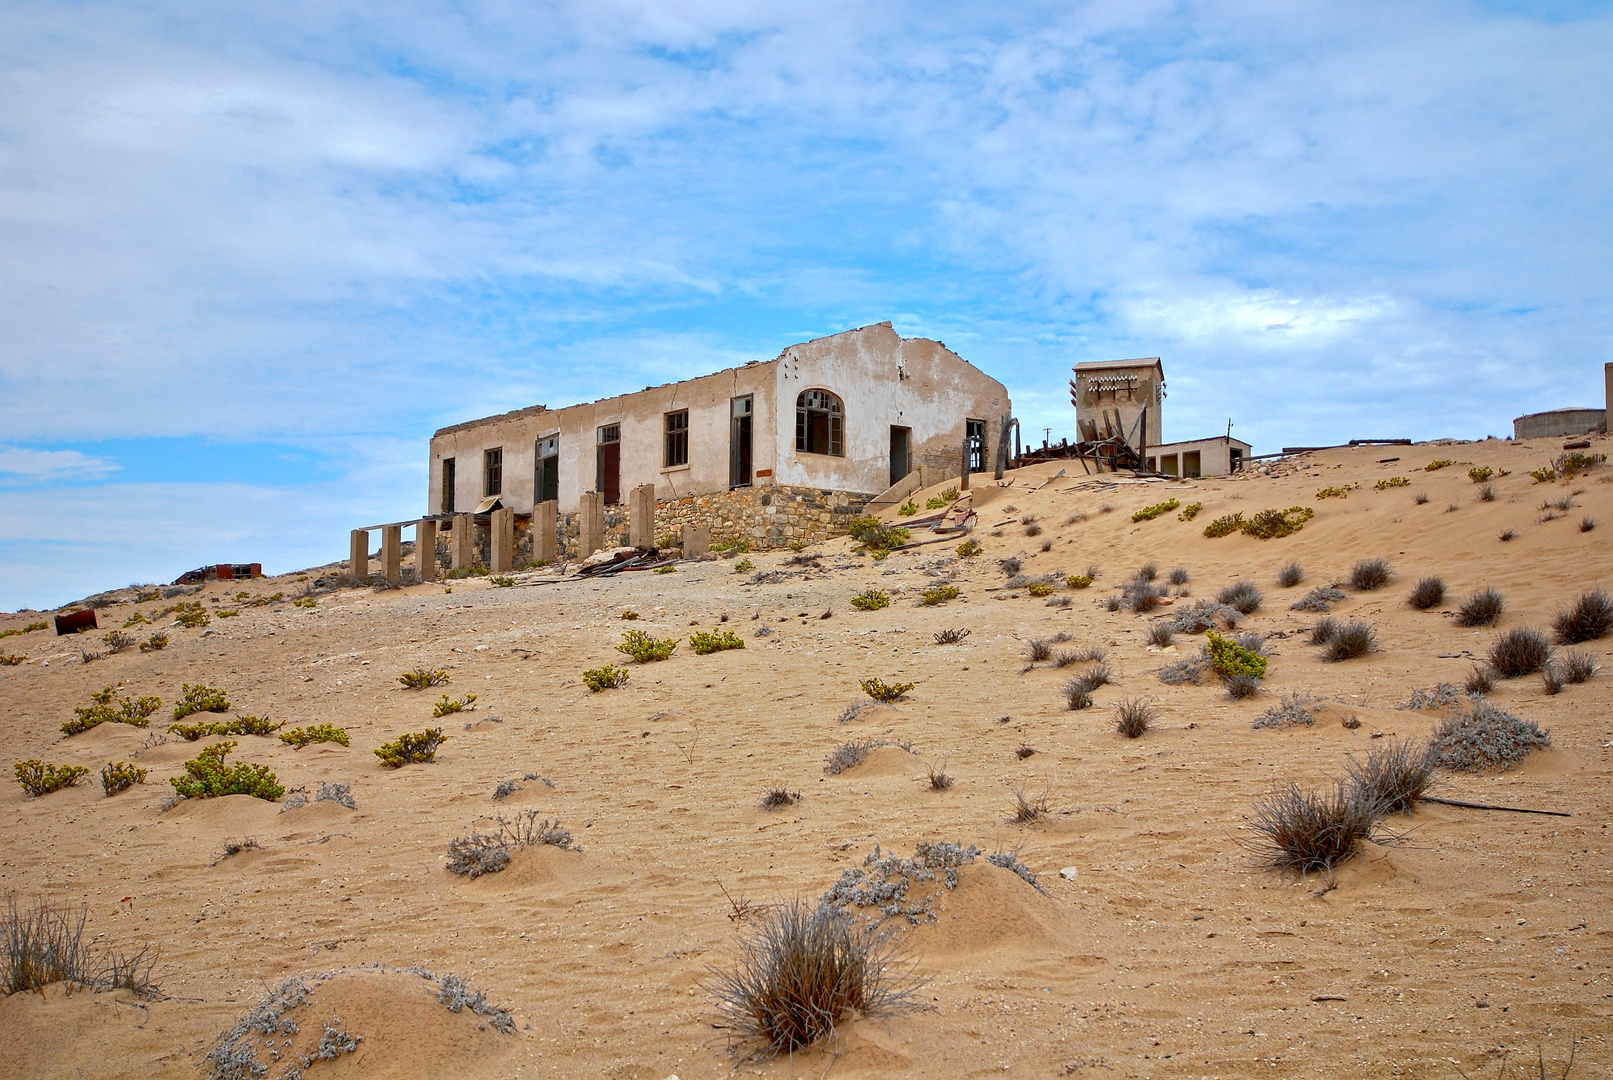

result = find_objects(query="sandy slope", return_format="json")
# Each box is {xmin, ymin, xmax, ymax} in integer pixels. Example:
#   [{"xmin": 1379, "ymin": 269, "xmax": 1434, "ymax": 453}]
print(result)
[{"xmin": 0, "ymin": 436, "xmax": 1609, "ymax": 1079}]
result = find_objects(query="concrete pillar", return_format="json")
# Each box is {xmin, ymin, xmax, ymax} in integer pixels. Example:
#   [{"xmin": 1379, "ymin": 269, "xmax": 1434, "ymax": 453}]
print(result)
[
  {"xmin": 629, "ymin": 484, "xmax": 656, "ymax": 548},
  {"xmin": 534, "ymin": 500, "xmax": 558, "ymax": 564},
  {"xmin": 490, "ymin": 507, "xmax": 514, "ymax": 572},
  {"xmin": 416, "ymin": 520, "xmax": 438, "ymax": 581},
  {"xmin": 681, "ymin": 523, "xmax": 710, "ymax": 559},
  {"xmin": 451, "ymin": 514, "xmax": 475, "ymax": 569},
  {"xmin": 579, "ymin": 492, "xmax": 606, "ymax": 558},
  {"xmin": 1605, "ymin": 362, "xmax": 1612, "ymax": 421},
  {"xmin": 350, "ymin": 529, "xmax": 369, "ymax": 581},
  {"xmin": 382, "ymin": 525, "xmax": 402, "ymax": 584},
  {"xmin": 960, "ymin": 438, "xmax": 971, "ymax": 490}
]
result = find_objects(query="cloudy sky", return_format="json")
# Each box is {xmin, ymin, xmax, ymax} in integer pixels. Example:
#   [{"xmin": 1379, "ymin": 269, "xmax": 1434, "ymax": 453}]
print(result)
[{"xmin": 1, "ymin": 1, "xmax": 1608, "ymax": 609}]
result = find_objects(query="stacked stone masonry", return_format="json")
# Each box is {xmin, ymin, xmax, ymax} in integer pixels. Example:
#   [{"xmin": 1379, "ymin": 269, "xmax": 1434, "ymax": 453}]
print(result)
[{"xmin": 435, "ymin": 483, "xmax": 876, "ymax": 567}]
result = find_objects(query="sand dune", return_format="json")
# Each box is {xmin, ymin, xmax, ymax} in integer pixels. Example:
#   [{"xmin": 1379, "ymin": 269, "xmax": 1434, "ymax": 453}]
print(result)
[{"xmin": 1, "ymin": 436, "xmax": 1609, "ymax": 1077}]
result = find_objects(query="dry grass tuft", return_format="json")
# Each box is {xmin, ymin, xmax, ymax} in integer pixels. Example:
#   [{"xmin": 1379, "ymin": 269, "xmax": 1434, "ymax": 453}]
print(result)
[
  {"xmin": 1345, "ymin": 740, "xmax": 1435, "ymax": 814},
  {"xmin": 1277, "ymin": 561, "xmax": 1304, "ymax": 588},
  {"xmin": 1464, "ymin": 665, "xmax": 1494, "ymax": 696},
  {"xmin": 1249, "ymin": 781, "xmax": 1380, "ymax": 873},
  {"xmin": 1322, "ymin": 621, "xmax": 1376, "ymax": 662},
  {"xmin": 1456, "ymin": 587, "xmax": 1506, "ymax": 627},
  {"xmin": 709, "ymin": 897, "xmax": 920, "ymax": 1060},
  {"xmin": 1488, "ymin": 627, "xmax": 1551, "ymax": 678},
  {"xmin": 1408, "ymin": 576, "xmax": 1446, "ymax": 610},
  {"xmin": 1551, "ymin": 588, "xmax": 1613, "ymax": 644},
  {"xmin": 1349, "ymin": 558, "xmax": 1393, "ymax": 590},
  {"xmin": 1, "ymin": 893, "xmax": 159, "ymax": 996},
  {"xmin": 925, "ymin": 759, "xmax": 953, "ymax": 790},
  {"xmin": 1010, "ymin": 784, "xmax": 1052, "ymax": 824},
  {"xmin": 760, "ymin": 788, "xmax": 801, "ymax": 810},
  {"xmin": 1217, "ymin": 581, "xmax": 1263, "ymax": 614},
  {"xmin": 1113, "ymin": 698, "xmax": 1155, "ymax": 738},
  {"xmin": 1147, "ymin": 621, "xmax": 1174, "ymax": 647},
  {"xmin": 1226, "ymin": 673, "xmax": 1262, "ymax": 699}
]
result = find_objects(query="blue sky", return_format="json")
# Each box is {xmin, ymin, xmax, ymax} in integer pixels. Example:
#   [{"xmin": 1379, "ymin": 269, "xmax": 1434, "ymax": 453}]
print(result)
[{"xmin": 2, "ymin": 1, "xmax": 1609, "ymax": 610}]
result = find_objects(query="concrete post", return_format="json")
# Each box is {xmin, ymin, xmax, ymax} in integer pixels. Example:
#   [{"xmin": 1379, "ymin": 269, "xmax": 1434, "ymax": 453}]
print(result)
[
  {"xmin": 416, "ymin": 520, "xmax": 437, "ymax": 581},
  {"xmin": 960, "ymin": 438, "xmax": 971, "ymax": 490},
  {"xmin": 534, "ymin": 500, "xmax": 558, "ymax": 564},
  {"xmin": 490, "ymin": 507, "xmax": 514, "ymax": 572},
  {"xmin": 629, "ymin": 484, "xmax": 656, "ymax": 548},
  {"xmin": 350, "ymin": 529, "xmax": 369, "ymax": 582},
  {"xmin": 682, "ymin": 523, "xmax": 710, "ymax": 559},
  {"xmin": 451, "ymin": 514, "xmax": 475, "ymax": 569},
  {"xmin": 579, "ymin": 492, "xmax": 606, "ymax": 558},
  {"xmin": 381, "ymin": 525, "xmax": 402, "ymax": 584}
]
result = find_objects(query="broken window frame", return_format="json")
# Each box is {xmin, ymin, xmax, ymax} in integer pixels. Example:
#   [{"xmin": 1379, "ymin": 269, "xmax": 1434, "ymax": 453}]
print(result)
[
  {"xmin": 966, "ymin": 418, "xmax": 986, "ymax": 473},
  {"xmin": 795, "ymin": 388, "xmax": 844, "ymax": 457},
  {"xmin": 483, "ymin": 447, "xmax": 503, "ymax": 497},
  {"xmin": 664, "ymin": 409, "xmax": 689, "ymax": 468}
]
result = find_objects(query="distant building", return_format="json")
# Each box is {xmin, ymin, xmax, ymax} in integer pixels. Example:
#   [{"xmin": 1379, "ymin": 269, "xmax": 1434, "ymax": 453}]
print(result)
[
  {"xmin": 1071, "ymin": 356, "xmax": 1249, "ymax": 476},
  {"xmin": 429, "ymin": 322, "xmax": 1010, "ymax": 553},
  {"xmin": 1513, "ymin": 408, "xmax": 1606, "ymax": 440}
]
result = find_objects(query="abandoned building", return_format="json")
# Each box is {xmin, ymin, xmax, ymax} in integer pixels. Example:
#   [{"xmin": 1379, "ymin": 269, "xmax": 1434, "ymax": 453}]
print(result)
[
  {"xmin": 1070, "ymin": 357, "xmax": 1251, "ymax": 477},
  {"xmin": 409, "ymin": 322, "xmax": 1010, "ymax": 564}
]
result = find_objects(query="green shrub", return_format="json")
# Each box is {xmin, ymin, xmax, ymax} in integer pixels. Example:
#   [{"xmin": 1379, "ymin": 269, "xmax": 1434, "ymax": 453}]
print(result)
[
  {"xmin": 1066, "ymin": 573, "xmax": 1093, "ymax": 589},
  {"xmin": 1553, "ymin": 451, "xmax": 1605, "ymax": 477},
  {"xmin": 0, "ymin": 655, "xmax": 24, "ymax": 666},
  {"xmin": 0, "ymin": 621, "xmax": 47, "ymax": 639},
  {"xmin": 898, "ymin": 499, "xmax": 918, "ymax": 516},
  {"xmin": 955, "ymin": 539, "xmax": 982, "ymax": 559},
  {"xmin": 62, "ymin": 688, "xmax": 162, "ymax": 735},
  {"xmin": 399, "ymin": 669, "xmax": 450, "ymax": 689},
  {"xmin": 123, "ymin": 611, "xmax": 149, "ymax": 627},
  {"xmin": 15, "ymin": 760, "xmax": 89, "ymax": 796},
  {"xmin": 653, "ymin": 565, "xmax": 677, "ymax": 574},
  {"xmin": 1206, "ymin": 631, "xmax": 1267, "ymax": 679},
  {"xmin": 1374, "ymin": 477, "xmax": 1410, "ymax": 490},
  {"xmin": 616, "ymin": 629, "xmax": 677, "ymax": 663},
  {"xmin": 1131, "ymin": 498, "xmax": 1179, "ymax": 522},
  {"xmin": 1530, "ymin": 466, "xmax": 1556, "ymax": 483},
  {"xmin": 432, "ymin": 693, "xmax": 478, "ymax": 717},
  {"xmin": 168, "ymin": 715, "xmax": 282, "ymax": 740},
  {"xmin": 1027, "ymin": 583, "xmax": 1054, "ymax": 597},
  {"xmin": 921, "ymin": 584, "xmax": 960, "ymax": 606},
  {"xmin": 1468, "ymin": 467, "xmax": 1493, "ymax": 483},
  {"xmin": 583, "ymin": 665, "xmax": 630, "ymax": 691},
  {"xmin": 788, "ymin": 540, "xmax": 809, "ymax": 552},
  {"xmin": 733, "ymin": 559, "xmax": 755, "ymax": 573},
  {"xmin": 374, "ymin": 729, "xmax": 447, "ymax": 768},
  {"xmin": 138, "ymin": 633, "xmax": 168, "ymax": 652},
  {"xmin": 101, "ymin": 630, "xmax": 136, "ymax": 654},
  {"xmin": 1424, "ymin": 459, "xmax": 1456, "ymax": 471},
  {"xmin": 850, "ymin": 589, "xmax": 891, "ymax": 611},
  {"xmin": 1315, "ymin": 484, "xmax": 1357, "ymax": 499},
  {"xmin": 173, "ymin": 683, "xmax": 229, "ymax": 720},
  {"xmin": 861, "ymin": 677, "xmax": 914, "ymax": 703},
  {"xmin": 925, "ymin": 495, "xmax": 947, "ymax": 510},
  {"xmin": 101, "ymin": 761, "xmax": 147, "ymax": 796},
  {"xmin": 279, "ymin": 724, "xmax": 350, "ymax": 748},
  {"xmin": 847, "ymin": 516, "xmax": 910, "ymax": 554},
  {"xmin": 1177, "ymin": 502, "xmax": 1203, "ymax": 521},
  {"xmin": 216, "ymin": 609, "xmax": 239, "ymax": 618},
  {"xmin": 619, "ymin": 610, "xmax": 640, "ymax": 620},
  {"xmin": 1241, "ymin": 506, "xmax": 1314, "ymax": 539},
  {"xmin": 173, "ymin": 602, "xmax": 210, "ymax": 628},
  {"xmin": 690, "ymin": 629, "xmax": 746, "ymax": 655},
  {"xmin": 1203, "ymin": 512, "xmax": 1244, "ymax": 538},
  {"xmin": 169, "ymin": 742, "xmax": 284, "ymax": 800},
  {"xmin": 489, "ymin": 575, "xmax": 516, "ymax": 588},
  {"xmin": 293, "ymin": 596, "xmax": 318, "ymax": 607}
]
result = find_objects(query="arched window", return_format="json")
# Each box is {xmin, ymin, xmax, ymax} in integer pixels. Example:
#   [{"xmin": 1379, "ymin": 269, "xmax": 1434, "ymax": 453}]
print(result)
[{"xmin": 796, "ymin": 389, "xmax": 844, "ymax": 456}]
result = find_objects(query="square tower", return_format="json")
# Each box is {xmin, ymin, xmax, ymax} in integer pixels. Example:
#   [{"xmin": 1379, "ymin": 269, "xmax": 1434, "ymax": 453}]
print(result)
[{"xmin": 1071, "ymin": 358, "xmax": 1164, "ymax": 451}]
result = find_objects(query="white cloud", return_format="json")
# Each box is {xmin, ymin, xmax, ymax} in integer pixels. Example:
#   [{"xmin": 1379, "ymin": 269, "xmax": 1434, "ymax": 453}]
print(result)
[{"xmin": 0, "ymin": 447, "xmax": 119, "ymax": 484}]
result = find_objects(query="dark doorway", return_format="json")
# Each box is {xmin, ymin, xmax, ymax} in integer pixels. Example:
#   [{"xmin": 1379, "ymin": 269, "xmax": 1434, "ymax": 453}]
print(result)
[
  {"xmin": 966, "ymin": 418, "xmax": 986, "ymax": 473},
  {"xmin": 441, "ymin": 458, "xmax": 455, "ymax": 514},
  {"xmin": 536, "ymin": 434, "xmax": 559, "ymax": 503},
  {"xmin": 730, "ymin": 396, "xmax": 753, "ymax": 489},
  {"xmin": 1229, "ymin": 446, "xmax": 1244, "ymax": 472},
  {"xmin": 889, "ymin": 426, "xmax": 911, "ymax": 487},
  {"xmin": 596, "ymin": 424, "xmax": 621, "ymax": 504}
]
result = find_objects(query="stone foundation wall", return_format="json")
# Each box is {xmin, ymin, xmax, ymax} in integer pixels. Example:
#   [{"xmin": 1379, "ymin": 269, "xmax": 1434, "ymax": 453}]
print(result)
[{"xmin": 436, "ymin": 484, "xmax": 876, "ymax": 566}]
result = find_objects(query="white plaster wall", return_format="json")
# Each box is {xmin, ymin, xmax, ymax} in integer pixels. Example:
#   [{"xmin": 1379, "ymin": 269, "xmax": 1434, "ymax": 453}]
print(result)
[{"xmin": 770, "ymin": 323, "xmax": 1010, "ymax": 493}]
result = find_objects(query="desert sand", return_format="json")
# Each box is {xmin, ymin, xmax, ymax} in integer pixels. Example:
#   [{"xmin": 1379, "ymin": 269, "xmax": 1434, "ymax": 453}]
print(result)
[{"xmin": 1, "ymin": 436, "xmax": 1609, "ymax": 1079}]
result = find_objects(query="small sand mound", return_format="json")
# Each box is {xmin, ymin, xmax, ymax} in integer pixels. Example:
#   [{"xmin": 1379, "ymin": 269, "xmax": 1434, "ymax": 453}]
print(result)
[
  {"xmin": 850, "ymin": 743, "xmax": 923, "ymax": 777},
  {"xmin": 205, "ymin": 967, "xmax": 521, "ymax": 1079},
  {"xmin": 165, "ymin": 792, "xmax": 283, "ymax": 830},
  {"xmin": 462, "ymin": 840, "xmax": 587, "ymax": 892},
  {"xmin": 905, "ymin": 862, "xmax": 1066, "ymax": 957}
]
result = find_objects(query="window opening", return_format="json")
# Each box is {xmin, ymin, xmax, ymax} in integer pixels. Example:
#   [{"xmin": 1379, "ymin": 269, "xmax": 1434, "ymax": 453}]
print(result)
[
  {"xmin": 535, "ymin": 435, "xmax": 559, "ymax": 503},
  {"xmin": 664, "ymin": 409, "xmax": 689, "ymax": 468},
  {"xmin": 441, "ymin": 458, "xmax": 455, "ymax": 515},
  {"xmin": 966, "ymin": 419, "xmax": 986, "ymax": 473},
  {"xmin": 730, "ymin": 396, "xmax": 753, "ymax": 489},
  {"xmin": 483, "ymin": 447, "xmax": 502, "ymax": 497},
  {"xmin": 795, "ymin": 389, "xmax": 843, "ymax": 457},
  {"xmin": 596, "ymin": 424, "xmax": 621, "ymax": 504}
]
